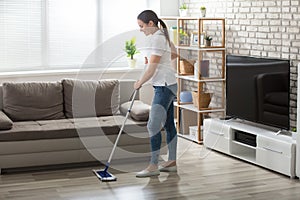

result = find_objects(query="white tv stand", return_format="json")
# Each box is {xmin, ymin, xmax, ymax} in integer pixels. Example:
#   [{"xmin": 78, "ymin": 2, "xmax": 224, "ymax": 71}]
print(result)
[{"xmin": 203, "ymin": 118, "xmax": 296, "ymax": 178}]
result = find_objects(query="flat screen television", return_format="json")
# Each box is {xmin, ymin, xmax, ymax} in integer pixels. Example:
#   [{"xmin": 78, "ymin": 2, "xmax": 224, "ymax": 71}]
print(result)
[{"xmin": 226, "ymin": 55, "xmax": 290, "ymax": 130}]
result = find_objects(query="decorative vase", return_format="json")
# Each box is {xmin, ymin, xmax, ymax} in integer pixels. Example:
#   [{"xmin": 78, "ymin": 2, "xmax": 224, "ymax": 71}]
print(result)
[
  {"xmin": 127, "ymin": 58, "xmax": 137, "ymax": 68},
  {"xmin": 201, "ymin": 9, "xmax": 206, "ymax": 17}
]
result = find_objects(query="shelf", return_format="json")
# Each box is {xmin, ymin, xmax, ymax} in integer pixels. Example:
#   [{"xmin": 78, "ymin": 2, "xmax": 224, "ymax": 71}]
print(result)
[
  {"xmin": 174, "ymin": 102, "xmax": 225, "ymax": 113},
  {"xmin": 232, "ymin": 140, "xmax": 256, "ymax": 150},
  {"xmin": 175, "ymin": 75, "xmax": 225, "ymax": 82},
  {"xmin": 176, "ymin": 46, "xmax": 226, "ymax": 51},
  {"xmin": 178, "ymin": 133, "xmax": 203, "ymax": 144},
  {"xmin": 161, "ymin": 16, "xmax": 225, "ymax": 21},
  {"xmin": 231, "ymin": 152, "xmax": 256, "ymax": 164},
  {"xmin": 169, "ymin": 17, "xmax": 226, "ymax": 144}
]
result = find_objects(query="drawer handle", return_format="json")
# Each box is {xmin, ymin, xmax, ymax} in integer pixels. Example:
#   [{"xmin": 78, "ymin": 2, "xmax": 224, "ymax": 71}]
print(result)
[
  {"xmin": 263, "ymin": 147, "xmax": 283, "ymax": 154},
  {"xmin": 207, "ymin": 131, "xmax": 224, "ymax": 136}
]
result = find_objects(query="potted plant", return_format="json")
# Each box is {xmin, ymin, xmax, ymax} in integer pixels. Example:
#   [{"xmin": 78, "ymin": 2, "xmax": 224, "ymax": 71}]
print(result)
[
  {"xmin": 200, "ymin": 6, "xmax": 206, "ymax": 17},
  {"xmin": 204, "ymin": 35, "xmax": 212, "ymax": 47},
  {"xmin": 179, "ymin": 3, "xmax": 188, "ymax": 17},
  {"xmin": 179, "ymin": 29, "xmax": 189, "ymax": 45},
  {"xmin": 125, "ymin": 37, "xmax": 139, "ymax": 68}
]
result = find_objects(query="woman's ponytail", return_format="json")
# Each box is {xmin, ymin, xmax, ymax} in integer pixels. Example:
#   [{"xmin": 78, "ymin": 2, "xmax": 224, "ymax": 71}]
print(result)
[{"xmin": 158, "ymin": 18, "xmax": 171, "ymax": 47}]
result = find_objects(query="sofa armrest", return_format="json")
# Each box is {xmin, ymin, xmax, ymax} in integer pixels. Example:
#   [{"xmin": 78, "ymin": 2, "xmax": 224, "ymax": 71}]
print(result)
[{"xmin": 0, "ymin": 110, "xmax": 13, "ymax": 130}]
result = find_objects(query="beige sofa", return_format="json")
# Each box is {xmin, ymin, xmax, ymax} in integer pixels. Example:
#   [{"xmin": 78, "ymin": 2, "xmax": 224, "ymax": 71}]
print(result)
[{"xmin": 0, "ymin": 79, "xmax": 155, "ymax": 174}]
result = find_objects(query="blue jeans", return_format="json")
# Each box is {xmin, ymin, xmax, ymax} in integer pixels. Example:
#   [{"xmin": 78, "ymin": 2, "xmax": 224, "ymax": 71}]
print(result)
[{"xmin": 147, "ymin": 84, "xmax": 177, "ymax": 165}]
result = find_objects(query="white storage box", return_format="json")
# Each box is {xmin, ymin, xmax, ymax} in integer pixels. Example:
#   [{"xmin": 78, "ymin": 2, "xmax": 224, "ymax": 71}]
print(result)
[{"xmin": 189, "ymin": 126, "xmax": 202, "ymax": 141}]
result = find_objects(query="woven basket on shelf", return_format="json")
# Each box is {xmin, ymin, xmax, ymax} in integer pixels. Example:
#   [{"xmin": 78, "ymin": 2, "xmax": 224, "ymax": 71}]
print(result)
[
  {"xmin": 179, "ymin": 60, "xmax": 195, "ymax": 75},
  {"xmin": 192, "ymin": 91, "xmax": 212, "ymax": 109}
]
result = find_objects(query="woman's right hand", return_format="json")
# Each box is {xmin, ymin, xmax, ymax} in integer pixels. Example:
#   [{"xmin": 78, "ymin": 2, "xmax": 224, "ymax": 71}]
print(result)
[{"xmin": 134, "ymin": 80, "xmax": 142, "ymax": 90}]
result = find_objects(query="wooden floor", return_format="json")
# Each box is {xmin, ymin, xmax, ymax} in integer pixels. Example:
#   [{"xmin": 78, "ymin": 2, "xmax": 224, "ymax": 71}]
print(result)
[{"xmin": 1, "ymin": 138, "xmax": 300, "ymax": 200}]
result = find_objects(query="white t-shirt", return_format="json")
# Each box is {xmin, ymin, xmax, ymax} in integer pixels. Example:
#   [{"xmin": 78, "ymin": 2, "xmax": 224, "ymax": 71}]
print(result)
[{"xmin": 146, "ymin": 30, "xmax": 177, "ymax": 86}]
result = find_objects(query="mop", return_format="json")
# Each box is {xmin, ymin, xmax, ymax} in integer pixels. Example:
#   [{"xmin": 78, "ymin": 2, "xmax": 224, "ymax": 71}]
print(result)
[{"xmin": 93, "ymin": 89, "xmax": 138, "ymax": 182}]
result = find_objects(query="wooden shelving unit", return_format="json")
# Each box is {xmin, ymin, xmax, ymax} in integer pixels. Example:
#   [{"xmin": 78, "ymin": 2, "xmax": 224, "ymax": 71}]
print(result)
[{"xmin": 162, "ymin": 17, "xmax": 226, "ymax": 143}]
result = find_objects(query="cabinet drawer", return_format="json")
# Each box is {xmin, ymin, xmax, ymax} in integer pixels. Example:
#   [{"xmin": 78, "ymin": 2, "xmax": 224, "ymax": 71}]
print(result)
[
  {"xmin": 203, "ymin": 119, "xmax": 231, "ymax": 139},
  {"xmin": 256, "ymin": 147, "xmax": 295, "ymax": 177},
  {"xmin": 257, "ymin": 135, "xmax": 293, "ymax": 157},
  {"xmin": 203, "ymin": 130, "xmax": 230, "ymax": 154}
]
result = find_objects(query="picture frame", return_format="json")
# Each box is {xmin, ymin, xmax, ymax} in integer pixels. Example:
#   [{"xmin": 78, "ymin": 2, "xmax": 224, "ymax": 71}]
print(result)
[
  {"xmin": 199, "ymin": 33, "xmax": 205, "ymax": 47},
  {"xmin": 190, "ymin": 32, "xmax": 199, "ymax": 46},
  {"xmin": 190, "ymin": 32, "xmax": 205, "ymax": 47}
]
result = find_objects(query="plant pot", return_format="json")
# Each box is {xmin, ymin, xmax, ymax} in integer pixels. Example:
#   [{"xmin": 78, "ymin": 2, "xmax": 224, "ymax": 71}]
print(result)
[
  {"xmin": 179, "ymin": 9, "xmax": 188, "ymax": 17},
  {"xmin": 205, "ymin": 40, "xmax": 212, "ymax": 47},
  {"xmin": 127, "ymin": 58, "xmax": 137, "ymax": 68},
  {"xmin": 200, "ymin": 9, "xmax": 206, "ymax": 17}
]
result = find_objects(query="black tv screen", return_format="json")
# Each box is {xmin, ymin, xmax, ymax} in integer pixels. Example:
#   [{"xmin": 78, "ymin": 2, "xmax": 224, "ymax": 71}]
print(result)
[{"xmin": 226, "ymin": 55, "xmax": 290, "ymax": 130}]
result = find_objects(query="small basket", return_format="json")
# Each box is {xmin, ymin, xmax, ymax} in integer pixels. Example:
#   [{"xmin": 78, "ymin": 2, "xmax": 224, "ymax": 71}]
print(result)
[
  {"xmin": 192, "ymin": 91, "xmax": 212, "ymax": 109},
  {"xmin": 179, "ymin": 60, "xmax": 195, "ymax": 75}
]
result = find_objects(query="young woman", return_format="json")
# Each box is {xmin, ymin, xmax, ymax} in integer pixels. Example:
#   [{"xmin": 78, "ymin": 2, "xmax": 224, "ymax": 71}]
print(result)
[{"xmin": 134, "ymin": 10, "xmax": 178, "ymax": 177}]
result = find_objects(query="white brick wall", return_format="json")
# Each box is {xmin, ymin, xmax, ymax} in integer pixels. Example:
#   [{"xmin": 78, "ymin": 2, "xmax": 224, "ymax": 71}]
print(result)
[{"xmin": 183, "ymin": 0, "xmax": 300, "ymax": 129}]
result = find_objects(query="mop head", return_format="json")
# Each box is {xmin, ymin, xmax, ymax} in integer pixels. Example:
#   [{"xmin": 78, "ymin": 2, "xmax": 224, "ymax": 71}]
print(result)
[{"xmin": 93, "ymin": 169, "xmax": 117, "ymax": 182}]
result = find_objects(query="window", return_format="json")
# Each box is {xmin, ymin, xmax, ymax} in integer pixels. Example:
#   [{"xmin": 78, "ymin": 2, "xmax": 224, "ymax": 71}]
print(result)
[
  {"xmin": 0, "ymin": 0, "xmax": 148, "ymax": 72},
  {"xmin": 48, "ymin": 0, "xmax": 97, "ymax": 67},
  {"xmin": 0, "ymin": 0, "xmax": 43, "ymax": 71}
]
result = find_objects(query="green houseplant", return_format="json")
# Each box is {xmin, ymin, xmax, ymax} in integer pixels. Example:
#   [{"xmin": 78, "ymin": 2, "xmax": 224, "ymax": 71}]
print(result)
[
  {"xmin": 179, "ymin": 3, "xmax": 187, "ymax": 10},
  {"xmin": 179, "ymin": 3, "xmax": 188, "ymax": 17},
  {"xmin": 204, "ymin": 35, "xmax": 212, "ymax": 46},
  {"xmin": 179, "ymin": 29, "xmax": 189, "ymax": 45},
  {"xmin": 200, "ymin": 6, "xmax": 206, "ymax": 17},
  {"xmin": 125, "ymin": 37, "xmax": 139, "ymax": 68}
]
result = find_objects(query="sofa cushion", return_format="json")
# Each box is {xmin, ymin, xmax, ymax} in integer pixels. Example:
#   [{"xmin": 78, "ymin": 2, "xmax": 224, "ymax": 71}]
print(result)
[
  {"xmin": 0, "ymin": 111, "xmax": 13, "ymax": 130},
  {"xmin": 0, "ymin": 116, "xmax": 147, "ymax": 141},
  {"xmin": 62, "ymin": 79, "xmax": 120, "ymax": 118},
  {"xmin": 0, "ymin": 120, "xmax": 74, "ymax": 141},
  {"xmin": 2, "ymin": 82, "xmax": 64, "ymax": 121},
  {"xmin": 120, "ymin": 100, "xmax": 150, "ymax": 121}
]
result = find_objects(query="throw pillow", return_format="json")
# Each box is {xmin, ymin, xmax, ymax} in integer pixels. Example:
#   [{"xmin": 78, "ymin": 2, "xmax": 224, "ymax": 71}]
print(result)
[
  {"xmin": 120, "ymin": 100, "xmax": 150, "ymax": 121},
  {"xmin": 62, "ymin": 79, "xmax": 120, "ymax": 118},
  {"xmin": 2, "ymin": 82, "xmax": 65, "ymax": 121}
]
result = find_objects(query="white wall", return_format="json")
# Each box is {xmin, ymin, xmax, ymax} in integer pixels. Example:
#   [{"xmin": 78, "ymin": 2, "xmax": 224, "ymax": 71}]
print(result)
[
  {"xmin": 160, "ymin": 0, "xmax": 179, "ymax": 16},
  {"xmin": 147, "ymin": 0, "xmax": 179, "ymax": 16}
]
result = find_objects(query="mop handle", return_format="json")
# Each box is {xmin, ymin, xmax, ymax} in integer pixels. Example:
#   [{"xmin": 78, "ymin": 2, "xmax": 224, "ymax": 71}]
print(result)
[
  {"xmin": 105, "ymin": 62, "xmax": 147, "ymax": 170},
  {"xmin": 106, "ymin": 89, "xmax": 138, "ymax": 165}
]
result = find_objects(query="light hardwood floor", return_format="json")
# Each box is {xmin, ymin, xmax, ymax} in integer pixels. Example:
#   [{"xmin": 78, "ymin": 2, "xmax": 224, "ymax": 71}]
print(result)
[{"xmin": 1, "ymin": 137, "xmax": 300, "ymax": 200}]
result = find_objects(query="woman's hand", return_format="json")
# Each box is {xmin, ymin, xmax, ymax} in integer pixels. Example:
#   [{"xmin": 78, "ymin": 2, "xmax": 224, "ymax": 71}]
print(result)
[{"xmin": 134, "ymin": 80, "xmax": 142, "ymax": 90}]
